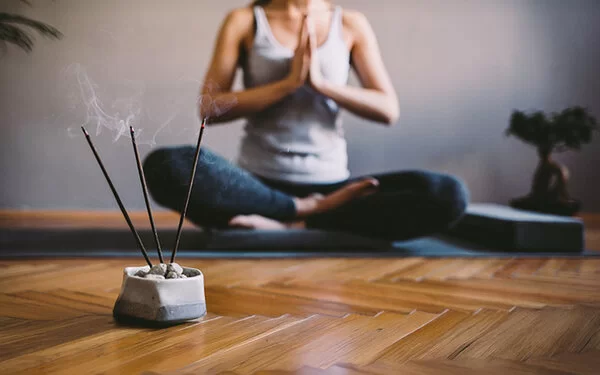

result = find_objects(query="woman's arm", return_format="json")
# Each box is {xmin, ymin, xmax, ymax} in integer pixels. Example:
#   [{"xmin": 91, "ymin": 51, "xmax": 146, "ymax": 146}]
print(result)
[
  {"xmin": 200, "ymin": 9, "xmax": 308, "ymax": 124},
  {"xmin": 309, "ymin": 11, "xmax": 400, "ymax": 125}
]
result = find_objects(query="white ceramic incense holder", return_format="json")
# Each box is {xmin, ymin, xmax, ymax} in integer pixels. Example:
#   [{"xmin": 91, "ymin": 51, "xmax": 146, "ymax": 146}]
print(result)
[{"xmin": 113, "ymin": 265, "xmax": 207, "ymax": 325}]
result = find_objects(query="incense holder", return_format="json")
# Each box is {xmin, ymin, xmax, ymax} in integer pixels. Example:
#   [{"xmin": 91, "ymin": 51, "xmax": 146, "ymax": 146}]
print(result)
[{"xmin": 113, "ymin": 266, "xmax": 206, "ymax": 326}]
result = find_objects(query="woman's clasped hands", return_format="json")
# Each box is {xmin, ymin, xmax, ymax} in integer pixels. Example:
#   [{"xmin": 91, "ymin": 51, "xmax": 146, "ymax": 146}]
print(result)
[{"xmin": 285, "ymin": 13, "xmax": 325, "ymax": 92}]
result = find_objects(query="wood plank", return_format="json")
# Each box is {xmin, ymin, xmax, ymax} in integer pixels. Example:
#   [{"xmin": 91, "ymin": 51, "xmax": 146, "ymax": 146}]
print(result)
[
  {"xmin": 379, "ymin": 278, "xmax": 600, "ymax": 306},
  {"xmin": 347, "ymin": 359, "xmax": 573, "ymax": 375},
  {"xmin": 271, "ymin": 311, "xmax": 439, "ymax": 369},
  {"xmin": 0, "ymin": 210, "xmax": 186, "ymax": 230},
  {"xmin": 374, "ymin": 279, "xmax": 550, "ymax": 309},
  {"xmin": 456, "ymin": 305, "xmax": 600, "ymax": 360},
  {"xmin": 535, "ymin": 259, "xmax": 569, "ymax": 277},
  {"xmin": 0, "ymin": 315, "xmax": 122, "ymax": 362},
  {"xmin": 416, "ymin": 309, "xmax": 510, "ymax": 360},
  {"xmin": 0, "ymin": 263, "xmax": 63, "ymax": 280},
  {"xmin": 174, "ymin": 314, "xmax": 346, "ymax": 374},
  {"xmin": 495, "ymin": 258, "xmax": 547, "ymax": 278},
  {"xmin": 11, "ymin": 290, "xmax": 113, "ymax": 315},
  {"xmin": 557, "ymin": 259, "xmax": 582, "ymax": 274},
  {"xmin": 247, "ymin": 281, "xmax": 449, "ymax": 314},
  {"xmin": 421, "ymin": 259, "xmax": 486, "ymax": 281},
  {"xmin": 400, "ymin": 358, "xmax": 573, "ymax": 375},
  {"xmin": 526, "ymin": 350, "xmax": 600, "ymax": 375},
  {"xmin": 0, "ymin": 263, "xmax": 122, "ymax": 293},
  {"xmin": 205, "ymin": 285, "xmax": 381, "ymax": 317},
  {"xmin": 4, "ymin": 316, "xmax": 222, "ymax": 375},
  {"xmin": 0, "ymin": 293, "xmax": 88, "ymax": 321},
  {"xmin": 376, "ymin": 310, "xmax": 471, "ymax": 363},
  {"xmin": 579, "ymin": 259, "xmax": 600, "ymax": 275},
  {"xmin": 64, "ymin": 315, "xmax": 299, "ymax": 375},
  {"xmin": 472, "ymin": 258, "xmax": 513, "ymax": 278},
  {"xmin": 373, "ymin": 258, "xmax": 427, "ymax": 281},
  {"xmin": 387, "ymin": 259, "xmax": 455, "ymax": 281},
  {"xmin": 341, "ymin": 279, "xmax": 525, "ymax": 311}
]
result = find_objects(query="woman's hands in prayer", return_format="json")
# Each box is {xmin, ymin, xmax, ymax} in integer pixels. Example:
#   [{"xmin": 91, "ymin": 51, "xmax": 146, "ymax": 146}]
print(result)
[
  {"xmin": 285, "ymin": 14, "xmax": 326, "ymax": 93},
  {"xmin": 307, "ymin": 15, "xmax": 325, "ymax": 92},
  {"xmin": 285, "ymin": 15, "xmax": 311, "ymax": 91}
]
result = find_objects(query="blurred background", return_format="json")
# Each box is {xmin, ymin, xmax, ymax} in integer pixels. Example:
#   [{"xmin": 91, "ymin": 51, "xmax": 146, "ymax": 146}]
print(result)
[{"xmin": 1, "ymin": 0, "xmax": 599, "ymax": 212}]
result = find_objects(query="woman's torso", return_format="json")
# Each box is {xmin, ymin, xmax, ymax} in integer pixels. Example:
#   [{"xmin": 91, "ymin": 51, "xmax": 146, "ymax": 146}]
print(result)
[{"xmin": 237, "ymin": 5, "xmax": 352, "ymax": 184}]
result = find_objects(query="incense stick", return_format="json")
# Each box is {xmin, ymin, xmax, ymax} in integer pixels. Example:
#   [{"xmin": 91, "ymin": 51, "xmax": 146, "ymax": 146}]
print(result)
[
  {"xmin": 171, "ymin": 118, "xmax": 206, "ymax": 263},
  {"xmin": 81, "ymin": 126, "xmax": 153, "ymax": 267},
  {"xmin": 130, "ymin": 126, "xmax": 164, "ymax": 264}
]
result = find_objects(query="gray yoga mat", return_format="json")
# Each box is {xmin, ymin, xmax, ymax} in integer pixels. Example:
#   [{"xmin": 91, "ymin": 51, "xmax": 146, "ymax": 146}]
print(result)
[
  {"xmin": 0, "ymin": 227, "xmax": 596, "ymax": 259},
  {"xmin": 1, "ymin": 204, "xmax": 589, "ymax": 258}
]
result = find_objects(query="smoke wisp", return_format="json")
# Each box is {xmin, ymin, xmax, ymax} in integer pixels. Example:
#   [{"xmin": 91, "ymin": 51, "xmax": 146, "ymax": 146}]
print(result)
[{"xmin": 62, "ymin": 64, "xmax": 238, "ymax": 148}]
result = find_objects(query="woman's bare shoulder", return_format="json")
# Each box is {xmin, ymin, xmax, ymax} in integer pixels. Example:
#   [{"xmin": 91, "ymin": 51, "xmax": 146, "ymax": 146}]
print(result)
[
  {"xmin": 341, "ymin": 9, "xmax": 371, "ymax": 33},
  {"xmin": 341, "ymin": 9, "xmax": 374, "ymax": 46},
  {"xmin": 221, "ymin": 7, "xmax": 254, "ymax": 34}
]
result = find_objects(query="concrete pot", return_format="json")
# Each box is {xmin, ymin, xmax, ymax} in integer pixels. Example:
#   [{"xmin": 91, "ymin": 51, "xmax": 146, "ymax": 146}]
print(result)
[{"xmin": 113, "ymin": 265, "xmax": 207, "ymax": 325}]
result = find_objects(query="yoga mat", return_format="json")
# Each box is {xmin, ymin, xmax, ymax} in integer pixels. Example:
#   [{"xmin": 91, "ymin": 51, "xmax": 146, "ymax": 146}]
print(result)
[{"xmin": 1, "ymin": 228, "xmax": 596, "ymax": 259}]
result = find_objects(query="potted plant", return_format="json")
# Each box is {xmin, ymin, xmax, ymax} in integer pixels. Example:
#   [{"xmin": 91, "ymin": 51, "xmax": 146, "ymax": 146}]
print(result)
[
  {"xmin": 0, "ymin": 0, "xmax": 62, "ymax": 53},
  {"xmin": 506, "ymin": 106, "xmax": 597, "ymax": 216}
]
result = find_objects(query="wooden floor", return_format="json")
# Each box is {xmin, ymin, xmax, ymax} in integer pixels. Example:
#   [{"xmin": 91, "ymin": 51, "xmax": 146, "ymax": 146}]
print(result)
[{"xmin": 1, "ymin": 212, "xmax": 600, "ymax": 374}]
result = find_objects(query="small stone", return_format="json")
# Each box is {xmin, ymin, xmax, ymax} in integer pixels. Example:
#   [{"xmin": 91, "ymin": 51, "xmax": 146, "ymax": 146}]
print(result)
[
  {"xmin": 145, "ymin": 274, "xmax": 165, "ymax": 280},
  {"xmin": 166, "ymin": 272, "xmax": 178, "ymax": 279},
  {"xmin": 148, "ymin": 264, "xmax": 167, "ymax": 276},
  {"xmin": 134, "ymin": 269, "xmax": 148, "ymax": 278},
  {"xmin": 179, "ymin": 274, "xmax": 187, "ymax": 279},
  {"xmin": 167, "ymin": 263, "xmax": 183, "ymax": 275},
  {"xmin": 182, "ymin": 268, "xmax": 199, "ymax": 278}
]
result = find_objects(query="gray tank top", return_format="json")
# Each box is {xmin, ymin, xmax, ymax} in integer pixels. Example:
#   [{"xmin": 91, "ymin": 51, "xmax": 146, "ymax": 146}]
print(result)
[{"xmin": 238, "ymin": 5, "xmax": 351, "ymax": 183}]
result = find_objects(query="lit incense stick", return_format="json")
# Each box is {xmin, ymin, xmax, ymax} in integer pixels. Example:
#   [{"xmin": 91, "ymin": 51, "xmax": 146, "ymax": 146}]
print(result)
[
  {"xmin": 171, "ymin": 118, "xmax": 206, "ymax": 263},
  {"xmin": 81, "ymin": 126, "xmax": 153, "ymax": 267},
  {"xmin": 130, "ymin": 126, "xmax": 164, "ymax": 263}
]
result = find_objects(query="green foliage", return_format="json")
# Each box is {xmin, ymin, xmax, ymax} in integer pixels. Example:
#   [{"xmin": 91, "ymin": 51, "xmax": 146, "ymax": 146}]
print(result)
[
  {"xmin": 0, "ymin": 1, "xmax": 62, "ymax": 53},
  {"xmin": 506, "ymin": 107, "xmax": 598, "ymax": 152}
]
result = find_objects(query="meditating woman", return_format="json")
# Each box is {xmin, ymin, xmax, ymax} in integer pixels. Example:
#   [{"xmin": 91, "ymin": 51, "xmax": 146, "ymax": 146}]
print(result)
[{"xmin": 143, "ymin": 0, "xmax": 469, "ymax": 240}]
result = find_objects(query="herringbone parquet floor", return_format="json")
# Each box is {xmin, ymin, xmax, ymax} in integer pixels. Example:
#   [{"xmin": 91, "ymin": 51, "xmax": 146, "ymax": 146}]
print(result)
[{"xmin": 0, "ymin": 211, "xmax": 599, "ymax": 374}]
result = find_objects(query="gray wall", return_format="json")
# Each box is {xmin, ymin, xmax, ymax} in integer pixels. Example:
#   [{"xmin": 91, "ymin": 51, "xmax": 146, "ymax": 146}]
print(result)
[{"xmin": 1, "ymin": 0, "xmax": 599, "ymax": 211}]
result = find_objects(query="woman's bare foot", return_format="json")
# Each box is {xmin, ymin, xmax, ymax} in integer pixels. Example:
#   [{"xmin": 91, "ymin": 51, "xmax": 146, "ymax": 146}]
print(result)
[
  {"xmin": 228, "ymin": 215, "xmax": 305, "ymax": 230},
  {"xmin": 227, "ymin": 178, "xmax": 379, "ymax": 230},
  {"xmin": 294, "ymin": 178, "xmax": 379, "ymax": 217}
]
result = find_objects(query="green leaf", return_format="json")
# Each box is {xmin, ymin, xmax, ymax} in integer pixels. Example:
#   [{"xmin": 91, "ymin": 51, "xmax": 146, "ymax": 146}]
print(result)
[
  {"xmin": 0, "ymin": 13, "xmax": 62, "ymax": 39},
  {"xmin": 0, "ymin": 23, "xmax": 34, "ymax": 52}
]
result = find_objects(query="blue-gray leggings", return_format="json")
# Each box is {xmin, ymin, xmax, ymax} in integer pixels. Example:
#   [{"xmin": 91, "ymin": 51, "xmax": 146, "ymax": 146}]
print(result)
[{"xmin": 143, "ymin": 146, "xmax": 469, "ymax": 241}]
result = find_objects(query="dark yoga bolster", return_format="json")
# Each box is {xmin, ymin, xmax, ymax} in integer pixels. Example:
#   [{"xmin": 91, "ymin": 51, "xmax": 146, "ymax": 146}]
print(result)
[{"xmin": 450, "ymin": 203, "xmax": 585, "ymax": 252}]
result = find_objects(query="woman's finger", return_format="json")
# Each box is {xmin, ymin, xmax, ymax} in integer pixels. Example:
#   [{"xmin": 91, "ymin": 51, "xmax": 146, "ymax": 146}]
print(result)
[
  {"xmin": 302, "ymin": 16, "xmax": 311, "ymax": 47},
  {"xmin": 297, "ymin": 14, "xmax": 306, "ymax": 38},
  {"xmin": 297, "ymin": 16, "xmax": 309, "ymax": 51}
]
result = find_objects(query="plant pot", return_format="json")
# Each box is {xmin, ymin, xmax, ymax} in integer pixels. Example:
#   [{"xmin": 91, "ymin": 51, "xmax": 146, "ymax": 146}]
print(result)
[
  {"xmin": 510, "ymin": 196, "xmax": 581, "ymax": 216},
  {"xmin": 510, "ymin": 148, "xmax": 581, "ymax": 216},
  {"xmin": 113, "ymin": 265, "xmax": 207, "ymax": 326}
]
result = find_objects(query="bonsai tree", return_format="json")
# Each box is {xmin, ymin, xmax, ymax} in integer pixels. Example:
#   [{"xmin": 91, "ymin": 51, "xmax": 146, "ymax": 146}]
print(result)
[
  {"xmin": 507, "ymin": 106, "xmax": 597, "ymax": 154},
  {"xmin": 0, "ymin": 0, "xmax": 62, "ymax": 53},
  {"xmin": 506, "ymin": 106, "xmax": 598, "ymax": 215}
]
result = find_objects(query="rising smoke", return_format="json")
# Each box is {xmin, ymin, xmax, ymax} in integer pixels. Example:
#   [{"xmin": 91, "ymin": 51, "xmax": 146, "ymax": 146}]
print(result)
[
  {"xmin": 64, "ymin": 63, "xmax": 143, "ymax": 142},
  {"xmin": 62, "ymin": 63, "xmax": 237, "ymax": 148}
]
